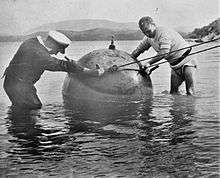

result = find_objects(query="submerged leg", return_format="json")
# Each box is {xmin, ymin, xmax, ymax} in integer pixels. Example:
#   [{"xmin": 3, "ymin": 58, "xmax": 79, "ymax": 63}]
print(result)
[
  {"xmin": 170, "ymin": 68, "xmax": 184, "ymax": 94},
  {"xmin": 4, "ymin": 79, "xmax": 42, "ymax": 109},
  {"xmin": 183, "ymin": 66, "xmax": 196, "ymax": 95}
]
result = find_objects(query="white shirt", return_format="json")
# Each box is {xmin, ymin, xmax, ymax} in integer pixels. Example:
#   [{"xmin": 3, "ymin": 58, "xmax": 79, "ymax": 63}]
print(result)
[{"xmin": 136, "ymin": 26, "xmax": 191, "ymax": 67}]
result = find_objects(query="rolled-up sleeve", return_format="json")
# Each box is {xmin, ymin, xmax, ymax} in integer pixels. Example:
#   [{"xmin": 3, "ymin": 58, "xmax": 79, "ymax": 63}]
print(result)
[
  {"xmin": 136, "ymin": 36, "xmax": 151, "ymax": 53},
  {"xmin": 131, "ymin": 36, "xmax": 151, "ymax": 58},
  {"xmin": 41, "ymin": 54, "xmax": 67, "ymax": 71},
  {"xmin": 39, "ymin": 52, "xmax": 83, "ymax": 72}
]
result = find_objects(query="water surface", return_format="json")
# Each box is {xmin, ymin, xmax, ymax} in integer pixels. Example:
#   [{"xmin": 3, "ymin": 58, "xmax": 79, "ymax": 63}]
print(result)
[{"xmin": 0, "ymin": 40, "xmax": 219, "ymax": 177}]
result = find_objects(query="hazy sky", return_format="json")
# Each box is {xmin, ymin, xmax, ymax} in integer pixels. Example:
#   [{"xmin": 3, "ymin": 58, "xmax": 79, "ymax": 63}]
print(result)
[{"xmin": 0, "ymin": 0, "xmax": 219, "ymax": 34}]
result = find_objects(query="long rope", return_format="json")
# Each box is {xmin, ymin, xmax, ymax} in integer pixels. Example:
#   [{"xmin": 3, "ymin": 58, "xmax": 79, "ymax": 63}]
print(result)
[
  {"xmin": 120, "ymin": 45, "xmax": 220, "ymax": 72},
  {"xmin": 118, "ymin": 37, "xmax": 220, "ymax": 68},
  {"xmin": 148, "ymin": 44, "xmax": 220, "ymax": 68}
]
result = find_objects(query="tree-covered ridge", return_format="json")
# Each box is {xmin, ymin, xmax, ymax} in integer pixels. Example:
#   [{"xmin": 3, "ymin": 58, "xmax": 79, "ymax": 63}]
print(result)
[
  {"xmin": 0, "ymin": 18, "xmax": 219, "ymax": 42},
  {"xmin": 186, "ymin": 18, "xmax": 220, "ymax": 39}
]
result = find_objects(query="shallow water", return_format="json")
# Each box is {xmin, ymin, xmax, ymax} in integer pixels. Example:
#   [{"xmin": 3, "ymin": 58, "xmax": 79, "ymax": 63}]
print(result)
[{"xmin": 0, "ymin": 40, "xmax": 219, "ymax": 177}]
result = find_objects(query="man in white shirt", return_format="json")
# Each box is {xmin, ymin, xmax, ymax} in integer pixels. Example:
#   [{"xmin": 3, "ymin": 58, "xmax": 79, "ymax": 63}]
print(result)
[{"xmin": 129, "ymin": 16, "xmax": 197, "ymax": 95}]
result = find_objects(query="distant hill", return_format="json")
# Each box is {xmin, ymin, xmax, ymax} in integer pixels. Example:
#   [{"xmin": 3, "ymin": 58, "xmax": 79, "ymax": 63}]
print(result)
[
  {"xmin": 0, "ymin": 28, "xmax": 144, "ymax": 42},
  {"xmin": 0, "ymin": 31, "xmax": 48, "ymax": 42},
  {"xmin": 26, "ymin": 19, "xmax": 138, "ymax": 34},
  {"xmin": 60, "ymin": 28, "xmax": 144, "ymax": 41},
  {"xmin": 0, "ymin": 19, "xmax": 142, "ymax": 42},
  {"xmin": 186, "ymin": 18, "xmax": 220, "ymax": 39},
  {"xmin": 1, "ymin": 18, "xmax": 219, "ymax": 42}
]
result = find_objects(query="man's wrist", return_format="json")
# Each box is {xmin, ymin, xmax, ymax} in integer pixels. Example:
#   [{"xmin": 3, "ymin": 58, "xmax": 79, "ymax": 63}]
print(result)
[
  {"xmin": 97, "ymin": 68, "xmax": 105, "ymax": 76},
  {"xmin": 145, "ymin": 62, "xmax": 150, "ymax": 67},
  {"xmin": 83, "ymin": 67, "xmax": 90, "ymax": 72}
]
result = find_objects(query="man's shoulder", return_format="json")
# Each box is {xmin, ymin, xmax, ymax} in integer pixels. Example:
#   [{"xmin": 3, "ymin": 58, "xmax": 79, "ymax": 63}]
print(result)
[
  {"xmin": 155, "ymin": 26, "xmax": 178, "ymax": 39},
  {"xmin": 22, "ymin": 37, "xmax": 42, "ymax": 48},
  {"xmin": 21, "ymin": 37, "xmax": 48, "ymax": 54},
  {"xmin": 156, "ymin": 26, "xmax": 172, "ymax": 34},
  {"xmin": 15, "ymin": 37, "xmax": 51, "ymax": 62}
]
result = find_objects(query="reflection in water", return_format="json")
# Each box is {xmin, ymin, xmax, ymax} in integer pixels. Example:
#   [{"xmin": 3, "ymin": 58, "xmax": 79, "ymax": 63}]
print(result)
[
  {"xmin": 62, "ymin": 95, "xmax": 201, "ymax": 177},
  {"xmin": 2, "ymin": 95, "xmax": 212, "ymax": 177},
  {"xmin": 63, "ymin": 96, "xmax": 154, "ymax": 138},
  {"xmin": 168, "ymin": 96, "xmax": 197, "ymax": 145},
  {"xmin": 0, "ymin": 41, "xmax": 219, "ymax": 177},
  {"xmin": 134, "ymin": 95, "xmax": 199, "ymax": 177},
  {"xmin": 7, "ymin": 106, "xmax": 71, "ymax": 156},
  {"xmin": 4, "ymin": 106, "xmax": 76, "ymax": 176},
  {"xmin": 7, "ymin": 107, "xmax": 43, "ymax": 156}
]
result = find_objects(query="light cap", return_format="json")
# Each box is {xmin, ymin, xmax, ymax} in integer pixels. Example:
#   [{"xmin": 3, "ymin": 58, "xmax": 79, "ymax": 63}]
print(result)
[{"xmin": 48, "ymin": 31, "xmax": 71, "ymax": 47}]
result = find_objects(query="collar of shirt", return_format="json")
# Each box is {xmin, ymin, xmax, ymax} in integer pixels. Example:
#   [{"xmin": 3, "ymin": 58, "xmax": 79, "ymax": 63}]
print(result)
[
  {"xmin": 145, "ymin": 37, "xmax": 160, "ymax": 52},
  {"xmin": 37, "ymin": 36, "xmax": 52, "ymax": 52}
]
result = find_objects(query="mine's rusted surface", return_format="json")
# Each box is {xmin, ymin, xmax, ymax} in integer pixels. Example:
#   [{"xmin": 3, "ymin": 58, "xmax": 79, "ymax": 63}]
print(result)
[{"xmin": 62, "ymin": 49, "xmax": 153, "ymax": 102}]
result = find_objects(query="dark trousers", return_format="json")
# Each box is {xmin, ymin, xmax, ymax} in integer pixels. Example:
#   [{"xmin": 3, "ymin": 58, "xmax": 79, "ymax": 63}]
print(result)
[{"xmin": 3, "ymin": 76, "xmax": 42, "ymax": 109}]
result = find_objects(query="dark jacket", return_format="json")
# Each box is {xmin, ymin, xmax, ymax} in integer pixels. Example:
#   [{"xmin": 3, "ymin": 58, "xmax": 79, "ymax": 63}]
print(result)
[{"xmin": 3, "ymin": 37, "xmax": 82, "ymax": 109}]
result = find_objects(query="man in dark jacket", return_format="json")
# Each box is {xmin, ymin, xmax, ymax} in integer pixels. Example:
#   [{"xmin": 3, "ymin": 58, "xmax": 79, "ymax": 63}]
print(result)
[{"xmin": 3, "ymin": 31, "xmax": 105, "ymax": 109}]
